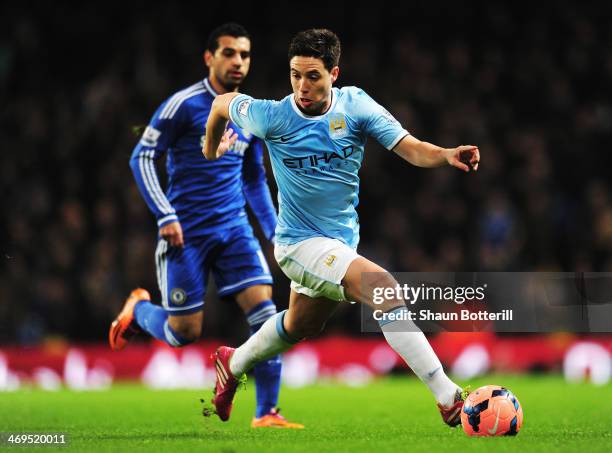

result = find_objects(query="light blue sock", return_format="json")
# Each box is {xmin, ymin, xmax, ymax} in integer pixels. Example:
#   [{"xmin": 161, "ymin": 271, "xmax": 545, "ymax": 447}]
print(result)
[
  {"xmin": 246, "ymin": 300, "xmax": 282, "ymax": 418},
  {"xmin": 133, "ymin": 301, "xmax": 192, "ymax": 347}
]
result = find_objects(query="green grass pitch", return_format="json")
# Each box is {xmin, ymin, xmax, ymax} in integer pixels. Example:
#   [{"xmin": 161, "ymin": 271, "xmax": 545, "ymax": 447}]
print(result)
[{"xmin": 1, "ymin": 375, "xmax": 610, "ymax": 452}]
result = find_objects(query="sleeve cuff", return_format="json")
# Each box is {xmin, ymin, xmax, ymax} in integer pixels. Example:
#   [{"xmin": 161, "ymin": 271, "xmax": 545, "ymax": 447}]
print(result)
[
  {"xmin": 228, "ymin": 94, "xmax": 246, "ymax": 126},
  {"xmin": 157, "ymin": 214, "xmax": 178, "ymax": 227},
  {"xmin": 387, "ymin": 131, "xmax": 410, "ymax": 151}
]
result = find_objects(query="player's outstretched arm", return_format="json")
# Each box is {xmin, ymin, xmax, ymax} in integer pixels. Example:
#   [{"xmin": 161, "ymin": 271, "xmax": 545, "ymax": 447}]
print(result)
[
  {"xmin": 203, "ymin": 92, "xmax": 241, "ymax": 160},
  {"xmin": 392, "ymin": 135, "xmax": 480, "ymax": 172}
]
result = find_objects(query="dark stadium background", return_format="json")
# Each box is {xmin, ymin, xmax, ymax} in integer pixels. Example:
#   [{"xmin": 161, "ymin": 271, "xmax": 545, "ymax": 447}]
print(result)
[{"xmin": 1, "ymin": 1, "xmax": 610, "ymax": 346}]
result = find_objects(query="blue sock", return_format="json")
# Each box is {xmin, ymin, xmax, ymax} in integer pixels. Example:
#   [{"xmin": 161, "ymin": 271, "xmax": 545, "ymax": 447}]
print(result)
[
  {"xmin": 246, "ymin": 300, "xmax": 282, "ymax": 418},
  {"xmin": 133, "ymin": 301, "xmax": 192, "ymax": 347}
]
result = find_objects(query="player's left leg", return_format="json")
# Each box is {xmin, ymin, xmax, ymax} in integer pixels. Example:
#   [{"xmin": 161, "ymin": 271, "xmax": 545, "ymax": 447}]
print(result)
[{"xmin": 342, "ymin": 257, "xmax": 465, "ymax": 425}]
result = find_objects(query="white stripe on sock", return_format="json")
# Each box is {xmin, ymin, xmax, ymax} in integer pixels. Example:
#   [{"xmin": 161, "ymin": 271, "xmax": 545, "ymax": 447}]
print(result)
[{"xmin": 247, "ymin": 307, "xmax": 277, "ymax": 326}]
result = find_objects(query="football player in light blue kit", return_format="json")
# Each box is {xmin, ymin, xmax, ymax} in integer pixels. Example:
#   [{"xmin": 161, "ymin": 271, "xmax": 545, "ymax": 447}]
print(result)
[
  {"xmin": 109, "ymin": 23, "xmax": 302, "ymax": 429},
  {"xmin": 204, "ymin": 29, "xmax": 480, "ymax": 426}
]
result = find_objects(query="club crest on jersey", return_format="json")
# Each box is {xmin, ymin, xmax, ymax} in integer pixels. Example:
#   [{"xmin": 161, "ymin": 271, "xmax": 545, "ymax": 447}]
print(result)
[
  {"xmin": 329, "ymin": 113, "xmax": 348, "ymax": 139},
  {"xmin": 170, "ymin": 288, "xmax": 187, "ymax": 305}
]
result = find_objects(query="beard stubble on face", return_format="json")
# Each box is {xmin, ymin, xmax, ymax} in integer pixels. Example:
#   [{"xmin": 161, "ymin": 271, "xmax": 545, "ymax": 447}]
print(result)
[{"xmin": 211, "ymin": 66, "xmax": 244, "ymax": 92}]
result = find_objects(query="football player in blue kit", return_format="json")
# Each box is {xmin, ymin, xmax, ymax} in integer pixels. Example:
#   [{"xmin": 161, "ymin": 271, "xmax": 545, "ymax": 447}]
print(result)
[
  {"xmin": 109, "ymin": 23, "xmax": 302, "ymax": 429},
  {"xmin": 203, "ymin": 29, "xmax": 479, "ymax": 426}
]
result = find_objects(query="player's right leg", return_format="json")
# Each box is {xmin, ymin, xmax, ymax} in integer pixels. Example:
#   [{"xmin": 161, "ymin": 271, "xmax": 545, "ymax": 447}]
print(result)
[
  {"xmin": 211, "ymin": 289, "xmax": 338, "ymax": 421},
  {"xmin": 210, "ymin": 224, "xmax": 295, "ymax": 425},
  {"xmin": 226, "ymin": 236, "xmax": 346, "ymax": 378},
  {"xmin": 231, "ymin": 289, "xmax": 340, "ymax": 373},
  {"xmin": 342, "ymin": 257, "xmax": 464, "ymax": 426},
  {"xmin": 109, "ymin": 237, "xmax": 208, "ymax": 349},
  {"xmin": 210, "ymin": 237, "xmax": 348, "ymax": 421}
]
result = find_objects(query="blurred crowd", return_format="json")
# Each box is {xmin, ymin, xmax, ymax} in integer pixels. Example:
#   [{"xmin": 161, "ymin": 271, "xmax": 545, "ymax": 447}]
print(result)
[{"xmin": 1, "ymin": 2, "xmax": 610, "ymax": 343}]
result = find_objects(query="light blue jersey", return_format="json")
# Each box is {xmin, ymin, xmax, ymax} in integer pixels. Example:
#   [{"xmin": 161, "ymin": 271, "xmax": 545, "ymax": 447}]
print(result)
[{"xmin": 229, "ymin": 86, "xmax": 408, "ymax": 248}]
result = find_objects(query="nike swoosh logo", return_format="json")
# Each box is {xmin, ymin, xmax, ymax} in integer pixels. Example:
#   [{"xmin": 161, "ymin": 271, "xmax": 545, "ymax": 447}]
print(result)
[
  {"xmin": 427, "ymin": 366, "xmax": 441, "ymax": 379},
  {"xmin": 488, "ymin": 406, "xmax": 502, "ymax": 434},
  {"xmin": 280, "ymin": 134, "xmax": 299, "ymax": 142}
]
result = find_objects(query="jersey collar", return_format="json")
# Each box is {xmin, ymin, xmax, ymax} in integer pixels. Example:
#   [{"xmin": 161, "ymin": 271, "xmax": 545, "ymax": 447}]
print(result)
[
  {"xmin": 203, "ymin": 78, "xmax": 218, "ymax": 97},
  {"xmin": 290, "ymin": 88, "xmax": 338, "ymax": 120}
]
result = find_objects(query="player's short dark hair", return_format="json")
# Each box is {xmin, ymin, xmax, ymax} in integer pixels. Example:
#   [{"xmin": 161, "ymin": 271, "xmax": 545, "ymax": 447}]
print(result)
[
  {"xmin": 288, "ymin": 29, "xmax": 341, "ymax": 71},
  {"xmin": 206, "ymin": 23, "xmax": 250, "ymax": 53}
]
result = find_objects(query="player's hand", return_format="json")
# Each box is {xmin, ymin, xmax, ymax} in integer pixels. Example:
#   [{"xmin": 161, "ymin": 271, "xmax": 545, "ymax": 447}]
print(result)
[
  {"xmin": 445, "ymin": 145, "xmax": 480, "ymax": 172},
  {"xmin": 159, "ymin": 221, "xmax": 184, "ymax": 248},
  {"xmin": 215, "ymin": 128, "xmax": 239, "ymax": 159}
]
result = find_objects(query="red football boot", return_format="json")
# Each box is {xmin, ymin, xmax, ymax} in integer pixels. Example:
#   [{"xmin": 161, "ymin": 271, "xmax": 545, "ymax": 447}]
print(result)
[
  {"xmin": 437, "ymin": 387, "xmax": 469, "ymax": 427},
  {"xmin": 209, "ymin": 346, "xmax": 245, "ymax": 422}
]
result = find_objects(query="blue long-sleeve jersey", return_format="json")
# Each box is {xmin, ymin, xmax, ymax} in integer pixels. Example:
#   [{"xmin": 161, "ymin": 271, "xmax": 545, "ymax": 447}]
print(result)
[{"xmin": 129, "ymin": 78, "xmax": 277, "ymax": 240}]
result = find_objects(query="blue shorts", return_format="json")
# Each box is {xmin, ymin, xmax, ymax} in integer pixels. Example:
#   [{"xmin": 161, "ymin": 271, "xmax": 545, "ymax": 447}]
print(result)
[{"xmin": 154, "ymin": 223, "xmax": 273, "ymax": 315}]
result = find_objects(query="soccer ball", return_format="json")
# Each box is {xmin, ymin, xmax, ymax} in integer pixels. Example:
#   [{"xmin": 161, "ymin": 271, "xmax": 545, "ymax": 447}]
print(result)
[{"xmin": 461, "ymin": 385, "xmax": 524, "ymax": 436}]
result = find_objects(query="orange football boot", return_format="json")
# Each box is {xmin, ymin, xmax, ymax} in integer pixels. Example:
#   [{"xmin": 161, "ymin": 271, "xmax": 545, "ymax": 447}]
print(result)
[
  {"xmin": 109, "ymin": 288, "xmax": 150, "ymax": 351},
  {"xmin": 251, "ymin": 408, "xmax": 304, "ymax": 429}
]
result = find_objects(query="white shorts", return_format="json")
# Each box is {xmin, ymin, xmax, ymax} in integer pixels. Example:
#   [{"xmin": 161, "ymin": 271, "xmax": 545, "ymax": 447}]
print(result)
[{"xmin": 274, "ymin": 237, "xmax": 360, "ymax": 301}]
